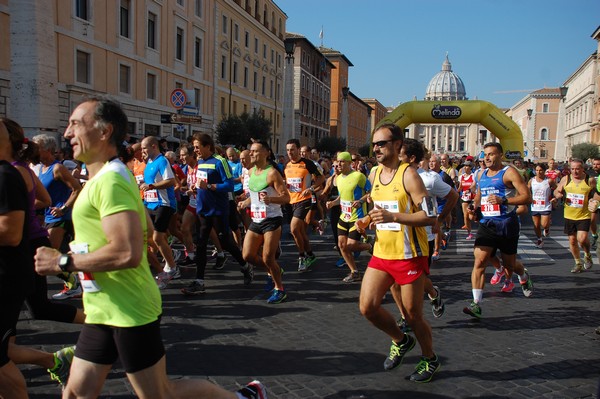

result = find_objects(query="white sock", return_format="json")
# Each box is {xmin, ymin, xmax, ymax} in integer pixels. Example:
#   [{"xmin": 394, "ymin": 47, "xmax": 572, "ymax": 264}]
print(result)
[
  {"xmin": 472, "ymin": 289, "xmax": 483, "ymax": 303},
  {"xmin": 163, "ymin": 265, "xmax": 173, "ymax": 273}
]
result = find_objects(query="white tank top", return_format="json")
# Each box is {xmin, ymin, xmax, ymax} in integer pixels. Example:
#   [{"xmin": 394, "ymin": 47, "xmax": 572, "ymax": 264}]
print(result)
[{"xmin": 530, "ymin": 177, "xmax": 552, "ymax": 212}]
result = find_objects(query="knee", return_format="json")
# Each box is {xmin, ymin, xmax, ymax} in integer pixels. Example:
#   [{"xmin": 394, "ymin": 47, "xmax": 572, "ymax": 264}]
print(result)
[{"xmin": 359, "ymin": 301, "xmax": 377, "ymax": 320}]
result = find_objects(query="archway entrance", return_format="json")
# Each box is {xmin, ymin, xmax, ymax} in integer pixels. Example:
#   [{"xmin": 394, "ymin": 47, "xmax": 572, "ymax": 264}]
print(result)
[{"xmin": 377, "ymin": 100, "xmax": 524, "ymax": 159}]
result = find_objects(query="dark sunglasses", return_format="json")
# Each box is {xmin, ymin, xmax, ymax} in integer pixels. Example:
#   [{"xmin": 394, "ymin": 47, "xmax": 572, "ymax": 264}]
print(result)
[{"xmin": 371, "ymin": 139, "xmax": 393, "ymax": 148}]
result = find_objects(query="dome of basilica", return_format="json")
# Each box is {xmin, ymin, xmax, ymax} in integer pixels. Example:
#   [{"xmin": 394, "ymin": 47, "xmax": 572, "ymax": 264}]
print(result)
[{"xmin": 425, "ymin": 54, "xmax": 467, "ymax": 101}]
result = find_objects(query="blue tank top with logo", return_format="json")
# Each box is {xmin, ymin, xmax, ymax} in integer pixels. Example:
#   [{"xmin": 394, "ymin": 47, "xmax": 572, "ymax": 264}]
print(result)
[
  {"xmin": 478, "ymin": 166, "xmax": 515, "ymax": 222},
  {"xmin": 38, "ymin": 161, "xmax": 72, "ymax": 224}
]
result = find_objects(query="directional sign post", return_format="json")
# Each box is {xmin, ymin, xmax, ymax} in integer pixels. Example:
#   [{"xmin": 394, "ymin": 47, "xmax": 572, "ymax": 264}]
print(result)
[{"xmin": 170, "ymin": 89, "xmax": 187, "ymax": 110}]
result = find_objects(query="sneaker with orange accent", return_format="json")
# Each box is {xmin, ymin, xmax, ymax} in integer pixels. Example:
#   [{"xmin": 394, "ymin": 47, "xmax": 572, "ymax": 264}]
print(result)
[
  {"xmin": 431, "ymin": 251, "xmax": 440, "ymax": 261},
  {"xmin": 490, "ymin": 267, "xmax": 504, "ymax": 285},
  {"xmin": 500, "ymin": 279, "xmax": 515, "ymax": 293}
]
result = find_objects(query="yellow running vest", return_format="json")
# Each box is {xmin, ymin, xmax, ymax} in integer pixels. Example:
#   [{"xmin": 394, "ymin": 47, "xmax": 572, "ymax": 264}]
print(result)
[
  {"xmin": 371, "ymin": 163, "xmax": 429, "ymax": 260},
  {"xmin": 563, "ymin": 176, "xmax": 592, "ymax": 221}
]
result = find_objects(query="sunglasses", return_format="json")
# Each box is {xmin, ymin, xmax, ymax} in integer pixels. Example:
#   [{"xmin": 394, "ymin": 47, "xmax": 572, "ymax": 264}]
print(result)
[{"xmin": 371, "ymin": 139, "xmax": 393, "ymax": 148}]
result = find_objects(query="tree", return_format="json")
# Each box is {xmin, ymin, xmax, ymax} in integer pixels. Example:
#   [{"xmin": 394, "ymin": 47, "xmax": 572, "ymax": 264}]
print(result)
[
  {"xmin": 571, "ymin": 143, "xmax": 600, "ymax": 161},
  {"xmin": 215, "ymin": 111, "xmax": 272, "ymax": 149},
  {"xmin": 316, "ymin": 136, "xmax": 346, "ymax": 156}
]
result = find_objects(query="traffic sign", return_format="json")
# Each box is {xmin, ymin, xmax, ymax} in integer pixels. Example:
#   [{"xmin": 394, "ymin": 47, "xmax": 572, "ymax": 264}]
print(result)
[{"xmin": 170, "ymin": 89, "xmax": 187, "ymax": 109}]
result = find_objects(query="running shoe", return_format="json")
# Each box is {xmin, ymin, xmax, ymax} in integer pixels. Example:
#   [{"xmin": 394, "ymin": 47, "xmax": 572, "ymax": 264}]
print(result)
[
  {"xmin": 463, "ymin": 301, "xmax": 482, "ymax": 318},
  {"xmin": 267, "ymin": 289, "xmax": 287, "ymax": 304},
  {"xmin": 543, "ymin": 228, "xmax": 550, "ymax": 238},
  {"xmin": 335, "ymin": 257, "xmax": 347, "ymax": 268},
  {"xmin": 214, "ymin": 254, "xmax": 227, "ymax": 270},
  {"xmin": 47, "ymin": 345, "xmax": 75, "ymax": 387},
  {"xmin": 409, "ymin": 355, "xmax": 441, "ymax": 383},
  {"xmin": 342, "ymin": 271, "xmax": 361, "ymax": 283},
  {"xmin": 241, "ymin": 264, "xmax": 254, "ymax": 285},
  {"xmin": 501, "ymin": 279, "xmax": 515, "ymax": 293},
  {"xmin": 461, "ymin": 225, "xmax": 468, "ymax": 230},
  {"xmin": 181, "ymin": 280, "xmax": 205, "ymax": 295},
  {"xmin": 430, "ymin": 286, "xmax": 445, "ymax": 318},
  {"xmin": 304, "ymin": 254, "xmax": 317, "ymax": 270},
  {"xmin": 155, "ymin": 269, "xmax": 180, "ymax": 290},
  {"xmin": 596, "ymin": 326, "xmax": 600, "ymax": 335},
  {"xmin": 571, "ymin": 263, "xmax": 584, "ymax": 273},
  {"xmin": 535, "ymin": 238, "xmax": 544, "ymax": 249},
  {"xmin": 264, "ymin": 274, "xmax": 275, "ymax": 292},
  {"xmin": 317, "ymin": 219, "xmax": 326, "ymax": 235},
  {"xmin": 396, "ymin": 316, "xmax": 411, "ymax": 333},
  {"xmin": 431, "ymin": 251, "xmax": 440, "ymax": 261},
  {"xmin": 177, "ymin": 256, "xmax": 196, "ymax": 267},
  {"xmin": 440, "ymin": 239, "xmax": 448, "ymax": 250},
  {"xmin": 209, "ymin": 248, "xmax": 218, "ymax": 258},
  {"xmin": 297, "ymin": 257, "xmax": 307, "ymax": 272},
  {"xmin": 163, "ymin": 266, "xmax": 181, "ymax": 279},
  {"xmin": 591, "ymin": 234, "xmax": 598, "ymax": 249},
  {"xmin": 490, "ymin": 267, "xmax": 504, "ymax": 285},
  {"xmin": 237, "ymin": 380, "xmax": 268, "ymax": 399},
  {"xmin": 52, "ymin": 285, "xmax": 83, "ymax": 300},
  {"xmin": 520, "ymin": 269, "xmax": 534, "ymax": 298},
  {"xmin": 172, "ymin": 248, "xmax": 185, "ymax": 262},
  {"xmin": 583, "ymin": 253, "xmax": 593, "ymax": 270},
  {"xmin": 465, "ymin": 233, "xmax": 474, "ymax": 240},
  {"xmin": 383, "ymin": 335, "xmax": 416, "ymax": 371}
]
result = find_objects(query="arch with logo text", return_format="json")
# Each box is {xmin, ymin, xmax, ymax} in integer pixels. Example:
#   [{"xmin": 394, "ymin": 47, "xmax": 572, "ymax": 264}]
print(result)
[{"xmin": 376, "ymin": 100, "xmax": 524, "ymax": 159}]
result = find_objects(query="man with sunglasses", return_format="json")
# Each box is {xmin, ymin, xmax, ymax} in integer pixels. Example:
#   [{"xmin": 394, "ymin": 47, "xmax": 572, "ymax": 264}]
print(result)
[{"xmin": 356, "ymin": 123, "xmax": 439, "ymax": 383}]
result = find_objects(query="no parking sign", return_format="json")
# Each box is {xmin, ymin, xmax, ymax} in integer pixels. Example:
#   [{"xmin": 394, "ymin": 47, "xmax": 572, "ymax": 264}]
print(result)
[{"xmin": 170, "ymin": 89, "xmax": 187, "ymax": 110}]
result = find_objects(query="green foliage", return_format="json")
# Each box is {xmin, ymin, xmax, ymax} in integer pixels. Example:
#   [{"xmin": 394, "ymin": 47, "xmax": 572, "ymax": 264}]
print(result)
[
  {"xmin": 216, "ymin": 112, "xmax": 272, "ymax": 149},
  {"xmin": 571, "ymin": 143, "xmax": 600, "ymax": 161},
  {"xmin": 316, "ymin": 136, "xmax": 346, "ymax": 155}
]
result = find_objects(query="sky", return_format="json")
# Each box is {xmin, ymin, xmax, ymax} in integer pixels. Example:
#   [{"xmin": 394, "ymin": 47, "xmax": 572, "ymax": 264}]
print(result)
[{"xmin": 277, "ymin": 0, "xmax": 600, "ymax": 109}]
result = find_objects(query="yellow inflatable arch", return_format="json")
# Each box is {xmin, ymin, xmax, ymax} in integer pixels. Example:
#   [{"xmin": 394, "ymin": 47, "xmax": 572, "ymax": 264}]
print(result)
[{"xmin": 376, "ymin": 100, "xmax": 524, "ymax": 159}]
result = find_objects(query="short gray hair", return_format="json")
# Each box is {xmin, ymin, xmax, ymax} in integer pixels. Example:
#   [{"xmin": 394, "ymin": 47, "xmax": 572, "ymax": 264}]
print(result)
[{"xmin": 32, "ymin": 134, "xmax": 57, "ymax": 152}]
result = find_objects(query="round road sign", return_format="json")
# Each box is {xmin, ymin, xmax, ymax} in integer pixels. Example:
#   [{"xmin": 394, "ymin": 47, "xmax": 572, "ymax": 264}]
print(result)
[{"xmin": 170, "ymin": 89, "xmax": 187, "ymax": 109}]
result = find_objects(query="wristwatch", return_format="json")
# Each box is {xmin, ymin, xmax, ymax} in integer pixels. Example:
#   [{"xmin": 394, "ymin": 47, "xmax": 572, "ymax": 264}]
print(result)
[
  {"xmin": 207, "ymin": 183, "xmax": 213, "ymax": 190},
  {"xmin": 501, "ymin": 197, "xmax": 508, "ymax": 206},
  {"xmin": 58, "ymin": 254, "xmax": 72, "ymax": 273}
]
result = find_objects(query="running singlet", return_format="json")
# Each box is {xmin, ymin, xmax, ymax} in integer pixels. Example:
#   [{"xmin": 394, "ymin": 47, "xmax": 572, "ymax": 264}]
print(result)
[
  {"xmin": 459, "ymin": 173, "xmax": 475, "ymax": 202},
  {"xmin": 284, "ymin": 158, "xmax": 322, "ymax": 204},
  {"xmin": 71, "ymin": 159, "xmax": 162, "ymax": 327},
  {"xmin": 545, "ymin": 169, "xmax": 560, "ymax": 180},
  {"xmin": 247, "ymin": 165, "xmax": 282, "ymax": 223},
  {"xmin": 36, "ymin": 161, "xmax": 72, "ymax": 224},
  {"xmin": 563, "ymin": 176, "xmax": 592, "ymax": 221},
  {"xmin": 195, "ymin": 154, "xmax": 233, "ymax": 217},
  {"xmin": 336, "ymin": 170, "xmax": 370, "ymax": 223},
  {"xmin": 186, "ymin": 164, "xmax": 198, "ymax": 209},
  {"xmin": 530, "ymin": 178, "xmax": 552, "ymax": 212},
  {"xmin": 478, "ymin": 166, "xmax": 516, "ymax": 222},
  {"xmin": 143, "ymin": 154, "xmax": 176, "ymax": 210},
  {"xmin": 132, "ymin": 159, "xmax": 146, "ymax": 199},
  {"xmin": 370, "ymin": 163, "xmax": 428, "ymax": 260}
]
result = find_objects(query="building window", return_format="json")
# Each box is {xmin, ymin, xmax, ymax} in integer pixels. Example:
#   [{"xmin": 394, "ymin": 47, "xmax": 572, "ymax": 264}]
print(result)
[
  {"xmin": 176, "ymin": 27, "xmax": 184, "ymax": 61},
  {"xmin": 145, "ymin": 124, "xmax": 160, "ymax": 137},
  {"xmin": 263, "ymin": 44, "xmax": 267, "ymax": 59},
  {"xmin": 76, "ymin": 50, "xmax": 90, "ymax": 84},
  {"xmin": 194, "ymin": 88, "xmax": 200, "ymax": 109},
  {"xmin": 542, "ymin": 103, "xmax": 549, "ymax": 113},
  {"xmin": 234, "ymin": 23, "xmax": 239, "ymax": 41},
  {"xmin": 243, "ymin": 67, "xmax": 248, "ymax": 88},
  {"xmin": 75, "ymin": 0, "xmax": 89, "ymax": 20},
  {"xmin": 147, "ymin": 12, "xmax": 157, "ymax": 49},
  {"xmin": 175, "ymin": 81, "xmax": 183, "ymax": 89},
  {"xmin": 194, "ymin": 37, "xmax": 203, "ymax": 68},
  {"xmin": 195, "ymin": 0, "xmax": 202, "ymax": 17},
  {"xmin": 233, "ymin": 61, "xmax": 238, "ymax": 84},
  {"xmin": 261, "ymin": 76, "xmax": 265, "ymax": 95},
  {"xmin": 540, "ymin": 148, "xmax": 547, "ymax": 158},
  {"xmin": 176, "ymin": 0, "xmax": 184, "ymax": 6},
  {"xmin": 233, "ymin": 101, "xmax": 237, "ymax": 115},
  {"xmin": 244, "ymin": 31, "xmax": 249, "ymax": 48},
  {"xmin": 120, "ymin": 0, "xmax": 130, "ymax": 38},
  {"xmin": 269, "ymin": 79, "xmax": 273, "ymax": 98},
  {"xmin": 540, "ymin": 128, "xmax": 549, "ymax": 140},
  {"xmin": 253, "ymin": 71, "xmax": 257, "ymax": 91},
  {"xmin": 147, "ymin": 73, "xmax": 157, "ymax": 100},
  {"xmin": 254, "ymin": 37, "xmax": 258, "ymax": 53},
  {"xmin": 119, "ymin": 64, "xmax": 131, "ymax": 94},
  {"xmin": 271, "ymin": 49, "xmax": 274, "ymax": 64},
  {"xmin": 222, "ymin": 15, "xmax": 228, "ymax": 34},
  {"xmin": 220, "ymin": 97, "xmax": 226, "ymax": 116},
  {"xmin": 221, "ymin": 56, "xmax": 227, "ymax": 79}
]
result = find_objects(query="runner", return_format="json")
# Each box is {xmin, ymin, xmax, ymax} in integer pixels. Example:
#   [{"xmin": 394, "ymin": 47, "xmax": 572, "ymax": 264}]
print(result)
[
  {"xmin": 355, "ymin": 123, "xmax": 440, "ymax": 383},
  {"xmin": 587, "ymin": 157, "xmax": 600, "ymax": 248},
  {"xmin": 177, "ymin": 144, "xmax": 198, "ymax": 267},
  {"xmin": 463, "ymin": 142, "xmax": 534, "ymax": 319},
  {"xmin": 457, "ymin": 160, "xmax": 476, "ymax": 240},
  {"xmin": 239, "ymin": 140, "xmax": 289, "ymax": 304},
  {"xmin": 285, "ymin": 139, "xmax": 324, "ymax": 272},
  {"xmin": 554, "ymin": 158, "xmax": 594, "ymax": 273},
  {"xmin": 34, "ymin": 97, "xmax": 266, "ymax": 399},
  {"xmin": 325, "ymin": 151, "xmax": 372, "ymax": 283},
  {"xmin": 181, "ymin": 133, "xmax": 253, "ymax": 295},
  {"xmin": 528, "ymin": 163, "xmax": 557, "ymax": 248}
]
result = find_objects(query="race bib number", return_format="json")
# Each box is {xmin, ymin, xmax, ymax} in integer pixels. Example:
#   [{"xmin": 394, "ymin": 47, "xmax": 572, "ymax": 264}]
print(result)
[
  {"xmin": 481, "ymin": 195, "xmax": 501, "ymax": 217},
  {"xmin": 135, "ymin": 174, "xmax": 144, "ymax": 184},
  {"xmin": 287, "ymin": 177, "xmax": 302, "ymax": 193},
  {"xmin": 373, "ymin": 200, "xmax": 401, "ymax": 231},
  {"xmin": 145, "ymin": 189, "xmax": 159, "ymax": 203},
  {"xmin": 532, "ymin": 190, "xmax": 547, "ymax": 211},
  {"xmin": 251, "ymin": 203, "xmax": 267, "ymax": 222},
  {"xmin": 69, "ymin": 242, "xmax": 101, "ymax": 293},
  {"xmin": 567, "ymin": 192, "xmax": 584, "ymax": 208},
  {"xmin": 461, "ymin": 190, "xmax": 473, "ymax": 202},
  {"xmin": 197, "ymin": 170, "xmax": 208, "ymax": 183},
  {"xmin": 341, "ymin": 200, "xmax": 352, "ymax": 221}
]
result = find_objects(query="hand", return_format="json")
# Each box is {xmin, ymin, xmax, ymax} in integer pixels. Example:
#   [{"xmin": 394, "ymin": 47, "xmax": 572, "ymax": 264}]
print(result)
[
  {"xmin": 355, "ymin": 215, "xmax": 371, "ymax": 233},
  {"xmin": 369, "ymin": 204, "xmax": 396, "ymax": 224},
  {"xmin": 352, "ymin": 200, "xmax": 362, "ymax": 209},
  {"xmin": 49, "ymin": 206, "xmax": 64, "ymax": 217},
  {"xmin": 35, "ymin": 246, "xmax": 62, "ymax": 276},
  {"xmin": 588, "ymin": 199, "xmax": 598, "ymax": 212},
  {"xmin": 486, "ymin": 195, "xmax": 502, "ymax": 205},
  {"xmin": 301, "ymin": 188, "xmax": 312, "ymax": 197},
  {"xmin": 140, "ymin": 183, "xmax": 153, "ymax": 192}
]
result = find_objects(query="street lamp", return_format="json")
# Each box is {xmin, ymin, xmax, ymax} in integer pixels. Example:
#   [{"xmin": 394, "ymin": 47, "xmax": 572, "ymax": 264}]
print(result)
[
  {"xmin": 341, "ymin": 86, "xmax": 349, "ymax": 146},
  {"xmin": 559, "ymin": 86, "xmax": 568, "ymax": 101},
  {"xmin": 282, "ymin": 38, "xmax": 296, "ymax": 153},
  {"xmin": 527, "ymin": 108, "xmax": 533, "ymax": 119}
]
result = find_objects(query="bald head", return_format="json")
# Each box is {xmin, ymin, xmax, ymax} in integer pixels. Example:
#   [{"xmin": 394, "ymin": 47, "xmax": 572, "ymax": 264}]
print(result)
[{"xmin": 240, "ymin": 149, "xmax": 252, "ymax": 169}]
